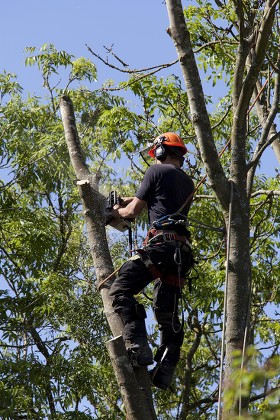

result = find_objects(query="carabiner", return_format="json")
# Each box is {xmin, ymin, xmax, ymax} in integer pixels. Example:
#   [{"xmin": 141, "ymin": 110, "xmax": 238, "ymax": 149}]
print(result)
[{"xmin": 174, "ymin": 244, "xmax": 182, "ymax": 266}]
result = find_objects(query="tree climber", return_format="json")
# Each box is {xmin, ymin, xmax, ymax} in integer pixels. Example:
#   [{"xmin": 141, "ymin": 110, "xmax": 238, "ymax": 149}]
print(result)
[{"xmin": 109, "ymin": 132, "xmax": 195, "ymax": 390}]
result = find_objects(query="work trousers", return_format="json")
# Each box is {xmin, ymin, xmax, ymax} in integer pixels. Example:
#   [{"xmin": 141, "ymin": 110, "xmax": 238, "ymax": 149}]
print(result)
[{"xmin": 109, "ymin": 242, "xmax": 191, "ymax": 365}]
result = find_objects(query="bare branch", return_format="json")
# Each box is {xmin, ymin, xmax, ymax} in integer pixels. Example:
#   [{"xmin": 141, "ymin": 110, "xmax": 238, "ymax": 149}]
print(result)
[
  {"xmin": 211, "ymin": 105, "xmax": 232, "ymax": 130},
  {"xmin": 246, "ymin": 48, "xmax": 280, "ymax": 193},
  {"xmin": 247, "ymin": 130, "xmax": 280, "ymax": 174},
  {"xmin": 179, "ymin": 309, "xmax": 203, "ymax": 418},
  {"xmin": 86, "ymin": 44, "xmax": 178, "ymax": 75},
  {"xmin": 103, "ymin": 44, "xmax": 129, "ymax": 67},
  {"xmin": 238, "ymin": 1, "xmax": 277, "ymax": 115}
]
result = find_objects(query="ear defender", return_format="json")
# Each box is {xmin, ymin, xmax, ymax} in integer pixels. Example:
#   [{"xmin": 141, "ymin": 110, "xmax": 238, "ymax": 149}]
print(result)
[{"xmin": 154, "ymin": 144, "xmax": 167, "ymax": 161}]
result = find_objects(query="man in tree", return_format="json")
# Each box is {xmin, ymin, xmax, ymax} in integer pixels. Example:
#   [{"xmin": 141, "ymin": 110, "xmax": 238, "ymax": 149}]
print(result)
[{"xmin": 109, "ymin": 132, "xmax": 195, "ymax": 390}]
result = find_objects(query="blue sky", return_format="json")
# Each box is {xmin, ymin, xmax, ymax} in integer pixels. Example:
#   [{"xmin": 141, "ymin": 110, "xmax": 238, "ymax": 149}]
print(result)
[
  {"xmin": 1, "ymin": 0, "xmax": 278, "ymax": 174},
  {"xmin": 1, "ymin": 1, "xmax": 177, "ymax": 91}
]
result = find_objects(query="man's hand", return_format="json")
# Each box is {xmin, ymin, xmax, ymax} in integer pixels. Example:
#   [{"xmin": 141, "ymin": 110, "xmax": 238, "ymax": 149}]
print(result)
[
  {"xmin": 119, "ymin": 197, "xmax": 134, "ymax": 206},
  {"xmin": 112, "ymin": 204, "xmax": 122, "ymax": 218}
]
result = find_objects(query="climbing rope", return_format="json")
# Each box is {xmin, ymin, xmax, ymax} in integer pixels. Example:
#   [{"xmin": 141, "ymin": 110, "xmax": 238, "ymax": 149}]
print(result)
[{"xmin": 97, "ymin": 264, "xmax": 124, "ymax": 291}]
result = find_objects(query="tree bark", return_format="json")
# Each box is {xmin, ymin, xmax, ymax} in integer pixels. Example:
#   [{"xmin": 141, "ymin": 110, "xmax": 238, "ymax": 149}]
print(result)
[
  {"xmin": 60, "ymin": 95, "xmax": 156, "ymax": 420},
  {"xmin": 107, "ymin": 336, "xmax": 155, "ymax": 420}
]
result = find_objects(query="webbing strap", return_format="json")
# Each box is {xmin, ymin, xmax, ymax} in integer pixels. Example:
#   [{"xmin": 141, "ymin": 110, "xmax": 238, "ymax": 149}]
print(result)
[
  {"xmin": 137, "ymin": 249, "xmax": 161, "ymax": 279},
  {"xmin": 137, "ymin": 248, "xmax": 186, "ymax": 288}
]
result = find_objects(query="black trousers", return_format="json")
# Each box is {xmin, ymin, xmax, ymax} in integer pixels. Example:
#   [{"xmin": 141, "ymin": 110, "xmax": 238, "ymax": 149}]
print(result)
[{"xmin": 109, "ymin": 242, "xmax": 191, "ymax": 365}]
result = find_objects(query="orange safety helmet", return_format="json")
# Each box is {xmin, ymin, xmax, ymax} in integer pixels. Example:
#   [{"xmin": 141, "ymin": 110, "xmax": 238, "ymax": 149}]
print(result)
[{"xmin": 148, "ymin": 132, "xmax": 188, "ymax": 158}]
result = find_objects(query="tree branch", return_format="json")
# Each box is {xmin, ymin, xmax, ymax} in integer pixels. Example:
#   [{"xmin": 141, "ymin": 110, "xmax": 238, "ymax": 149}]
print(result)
[
  {"xmin": 165, "ymin": 0, "xmax": 230, "ymax": 210},
  {"xmin": 247, "ymin": 130, "xmax": 280, "ymax": 176},
  {"xmin": 246, "ymin": 49, "xmax": 280, "ymax": 193},
  {"xmin": 237, "ymin": 0, "xmax": 277, "ymax": 120},
  {"xmin": 86, "ymin": 44, "xmax": 178, "ymax": 75},
  {"xmin": 249, "ymin": 385, "xmax": 280, "ymax": 402},
  {"xmin": 250, "ymin": 189, "xmax": 280, "ymax": 197}
]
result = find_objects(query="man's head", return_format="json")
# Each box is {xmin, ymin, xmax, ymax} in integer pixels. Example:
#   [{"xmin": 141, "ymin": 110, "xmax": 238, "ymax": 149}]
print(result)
[{"xmin": 148, "ymin": 132, "xmax": 187, "ymax": 167}]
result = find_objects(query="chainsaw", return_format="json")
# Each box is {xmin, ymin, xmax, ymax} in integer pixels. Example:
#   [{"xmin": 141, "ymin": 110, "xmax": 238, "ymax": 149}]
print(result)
[{"xmin": 105, "ymin": 191, "xmax": 132, "ymax": 232}]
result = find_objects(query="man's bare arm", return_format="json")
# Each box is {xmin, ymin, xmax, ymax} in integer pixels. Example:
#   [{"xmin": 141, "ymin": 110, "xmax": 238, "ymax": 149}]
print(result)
[{"xmin": 112, "ymin": 197, "xmax": 146, "ymax": 219}]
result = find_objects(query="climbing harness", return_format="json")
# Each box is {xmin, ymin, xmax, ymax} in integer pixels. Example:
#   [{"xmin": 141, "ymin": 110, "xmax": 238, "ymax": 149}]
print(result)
[
  {"xmin": 141, "ymin": 225, "xmax": 193, "ymax": 288},
  {"xmin": 151, "ymin": 213, "xmax": 189, "ymax": 231},
  {"xmin": 99, "ymin": 212, "xmax": 194, "ymax": 291},
  {"xmin": 143, "ymin": 227, "xmax": 190, "ymax": 247}
]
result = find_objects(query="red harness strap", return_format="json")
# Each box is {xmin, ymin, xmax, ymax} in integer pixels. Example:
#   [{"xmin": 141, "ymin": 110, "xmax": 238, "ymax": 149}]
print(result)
[
  {"xmin": 137, "ymin": 248, "xmax": 186, "ymax": 287},
  {"xmin": 137, "ymin": 249, "xmax": 162, "ymax": 280},
  {"xmin": 161, "ymin": 273, "xmax": 186, "ymax": 288}
]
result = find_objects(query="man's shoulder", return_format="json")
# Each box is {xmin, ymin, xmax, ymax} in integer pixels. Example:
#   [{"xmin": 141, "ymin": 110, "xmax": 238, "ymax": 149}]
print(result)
[
  {"xmin": 145, "ymin": 163, "xmax": 193, "ymax": 185},
  {"xmin": 158, "ymin": 163, "xmax": 192, "ymax": 178},
  {"xmin": 144, "ymin": 164, "xmax": 166, "ymax": 177},
  {"xmin": 147, "ymin": 163, "xmax": 177, "ymax": 173},
  {"xmin": 146, "ymin": 163, "xmax": 192, "ymax": 179}
]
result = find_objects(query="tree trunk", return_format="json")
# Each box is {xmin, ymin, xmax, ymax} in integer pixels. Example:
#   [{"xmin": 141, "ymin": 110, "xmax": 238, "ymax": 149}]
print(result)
[
  {"xmin": 222, "ymin": 183, "xmax": 251, "ymax": 416},
  {"xmin": 164, "ymin": 1, "xmax": 253, "ymax": 418},
  {"xmin": 60, "ymin": 95, "xmax": 156, "ymax": 420}
]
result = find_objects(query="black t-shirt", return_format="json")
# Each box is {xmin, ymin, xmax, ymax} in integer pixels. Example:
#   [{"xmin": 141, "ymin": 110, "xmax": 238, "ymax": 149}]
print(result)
[{"xmin": 136, "ymin": 163, "xmax": 194, "ymax": 225}]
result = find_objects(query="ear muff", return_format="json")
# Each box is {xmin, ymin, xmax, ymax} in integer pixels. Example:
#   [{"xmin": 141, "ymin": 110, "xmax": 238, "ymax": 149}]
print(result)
[{"xmin": 154, "ymin": 144, "xmax": 167, "ymax": 161}]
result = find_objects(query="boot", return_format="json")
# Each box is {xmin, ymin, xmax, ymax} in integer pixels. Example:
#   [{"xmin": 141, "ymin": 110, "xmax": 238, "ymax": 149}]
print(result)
[
  {"xmin": 123, "ymin": 319, "xmax": 153, "ymax": 367},
  {"xmin": 150, "ymin": 359, "xmax": 176, "ymax": 390},
  {"xmin": 126, "ymin": 337, "xmax": 153, "ymax": 367}
]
